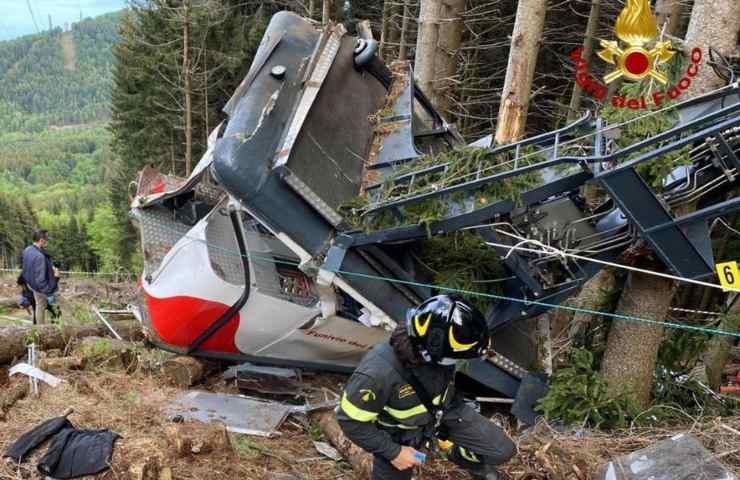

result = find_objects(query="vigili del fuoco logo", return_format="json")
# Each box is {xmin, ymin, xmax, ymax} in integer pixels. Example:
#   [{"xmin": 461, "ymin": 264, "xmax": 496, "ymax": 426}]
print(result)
[{"xmin": 571, "ymin": 0, "xmax": 703, "ymax": 109}]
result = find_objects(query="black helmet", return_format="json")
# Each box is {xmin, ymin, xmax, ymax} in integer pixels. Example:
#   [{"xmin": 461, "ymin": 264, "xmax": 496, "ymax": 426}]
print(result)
[{"xmin": 406, "ymin": 295, "xmax": 490, "ymax": 365}]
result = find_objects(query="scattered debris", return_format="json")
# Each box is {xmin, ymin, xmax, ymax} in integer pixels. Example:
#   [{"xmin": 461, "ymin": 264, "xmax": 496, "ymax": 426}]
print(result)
[
  {"xmin": 164, "ymin": 391, "xmax": 298, "ymax": 437},
  {"xmin": 237, "ymin": 375, "xmax": 305, "ymax": 397},
  {"xmin": 312, "ymin": 441, "xmax": 342, "ymax": 461},
  {"xmin": 92, "ymin": 306, "xmax": 124, "ymax": 340},
  {"xmin": 9, "ymin": 362, "xmax": 62, "ymax": 387},
  {"xmin": 596, "ymin": 433, "xmax": 737, "ymax": 480},
  {"xmin": 224, "ymin": 362, "xmax": 298, "ymax": 380},
  {"xmin": 39, "ymin": 356, "xmax": 86, "ymax": 372}
]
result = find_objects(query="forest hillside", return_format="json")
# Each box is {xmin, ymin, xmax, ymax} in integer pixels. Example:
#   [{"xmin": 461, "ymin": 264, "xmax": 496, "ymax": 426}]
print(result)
[{"xmin": 0, "ymin": 12, "xmax": 120, "ymax": 271}]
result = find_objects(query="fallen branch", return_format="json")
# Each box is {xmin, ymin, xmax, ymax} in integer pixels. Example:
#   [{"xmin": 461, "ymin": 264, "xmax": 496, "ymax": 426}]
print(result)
[{"xmin": 312, "ymin": 411, "xmax": 373, "ymax": 479}]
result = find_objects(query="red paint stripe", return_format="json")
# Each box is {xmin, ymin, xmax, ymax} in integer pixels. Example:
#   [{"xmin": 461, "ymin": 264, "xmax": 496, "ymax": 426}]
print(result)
[{"xmin": 145, "ymin": 293, "xmax": 240, "ymax": 353}]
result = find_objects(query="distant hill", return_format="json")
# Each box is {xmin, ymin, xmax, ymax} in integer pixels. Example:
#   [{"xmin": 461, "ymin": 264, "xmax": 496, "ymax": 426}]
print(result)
[{"xmin": 0, "ymin": 11, "xmax": 121, "ymax": 133}]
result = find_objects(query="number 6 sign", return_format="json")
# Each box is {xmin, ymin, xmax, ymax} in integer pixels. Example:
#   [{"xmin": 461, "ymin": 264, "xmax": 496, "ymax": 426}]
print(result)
[{"xmin": 716, "ymin": 261, "xmax": 740, "ymax": 291}]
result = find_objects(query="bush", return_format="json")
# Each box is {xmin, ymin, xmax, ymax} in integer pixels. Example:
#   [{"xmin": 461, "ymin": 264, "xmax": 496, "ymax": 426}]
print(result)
[{"xmin": 537, "ymin": 349, "xmax": 637, "ymax": 429}]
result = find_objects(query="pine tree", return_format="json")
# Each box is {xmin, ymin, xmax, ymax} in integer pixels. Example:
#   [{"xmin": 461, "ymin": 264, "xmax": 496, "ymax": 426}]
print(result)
[{"xmin": 109, "ymin": 1, "xmax": 270, "ymax": 267}]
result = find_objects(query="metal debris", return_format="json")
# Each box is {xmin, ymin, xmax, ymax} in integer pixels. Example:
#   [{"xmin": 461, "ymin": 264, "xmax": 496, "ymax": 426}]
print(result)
[
  {"xmin": 9, "ymin": 363, "xmax": 62, "ymax": 388},
  {"xmin": 92, "ymin": 307, "xmax": 123, "ymax": 340},
  {"xmin": 223, "ymin": 362, "xmax": 298, "ymax": 380},
  {"xmin": 164, "ymin": 391, "xmax": 297, "ymax": 437},
  {"xmin": 236, "ymin": 376, "xmax": 304, "ymax": 397},
  {"xmin": 597, "ymin": 433, "xmax": 737, "ymax": 480},
  {"xmin": 312, "ymin": 441, "xmax": 342, "ymax": 461}
]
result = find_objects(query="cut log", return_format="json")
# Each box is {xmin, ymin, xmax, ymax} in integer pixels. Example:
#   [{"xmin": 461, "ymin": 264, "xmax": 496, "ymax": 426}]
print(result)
[
  {"xmin": 162, "ymin": 356, "xmax": 206, "ymax": 388},
  {"xmin": 0, "ymin": 321, "xmax": 142, "ymax": 365},
  {"xmin": 40, "ymin": 356, "xmax": 86, "ymax": 371},
  {"xmin": 313, "ymin": 411, "xmax": 372, "ymax": 479},
  {"xmin": 0, "ymin": 297, "xmax": 18, "ymax": 308},
  {"xmin": 165, "ymin": 422, "xmax": 232, "ymax": 458},
  {"xmin": 76, "ymin": 336, "xmax": 139, "ymax": 370},
  {"xmin": 0, "ymin": 379, "xmax": 28, "ymax": 420}
]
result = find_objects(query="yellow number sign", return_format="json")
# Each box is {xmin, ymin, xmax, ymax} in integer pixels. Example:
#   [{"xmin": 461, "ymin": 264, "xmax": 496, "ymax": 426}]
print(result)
[{"xmin": 716, "ymin": 261, "xmax": 740, "ymax": 291}]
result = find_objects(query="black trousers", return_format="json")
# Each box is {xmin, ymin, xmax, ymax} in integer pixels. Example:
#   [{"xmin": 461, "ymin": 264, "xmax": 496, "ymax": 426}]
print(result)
[{"xmin": 372, "ymin": 403, "xmax": 516, "ymax": 480}]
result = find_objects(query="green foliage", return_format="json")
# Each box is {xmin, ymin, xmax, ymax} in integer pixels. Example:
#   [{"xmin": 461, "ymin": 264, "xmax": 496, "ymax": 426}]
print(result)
[
  {"xmin": 88, "ymin": 203, "xmax": 123, "ymax": 272},
  {"xmin": 0, "ymin": 25, "xmax": 113, "ymax": 270},
  {"xmin": 600, "ymin": 52, "xmax": 692, "ymax": 188},
  {"xmin": 651, "ymin": 313, "xmax": 737, "ymax": 419},
  {"xmin": 537, "ymin": 349, "xmax": 638, "ymax": 429},
  {"xmin": 348, "ymin": 146, "xmax": 543, "ymax": 231},
  {"xmin": 81, "ymin": 337, "xmax": 112, "ymax": 359},
  {"xmin": 414, "ymin": 231, "xmax": 507, "ymax": 311},
  {"xmin": 109, "ymin": 1, "xmax": 269, "ymax": 267},
  {"xmin": 233, "ymin": 435, "xmax": 260, "ymax": 459},
  {"xmin": 0, "ymin": 192, "xmax": 37, "ymax": 267},
  {"xmin": 24, "ymin": 326, "xmax": 42, "ymax": 347},
  {"xmin": 0, "ymin": 13, "xmax": 120, "ymax": 133},
  {"xmin": 306, "ymin": 421, "xmax": 324, "ymax": 442}
]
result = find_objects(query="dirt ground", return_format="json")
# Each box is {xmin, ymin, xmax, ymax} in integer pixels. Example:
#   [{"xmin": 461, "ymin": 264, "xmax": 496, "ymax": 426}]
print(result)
[{"xmin": 1, "ymin": 275, "xmax": 739, "ymax": 480}]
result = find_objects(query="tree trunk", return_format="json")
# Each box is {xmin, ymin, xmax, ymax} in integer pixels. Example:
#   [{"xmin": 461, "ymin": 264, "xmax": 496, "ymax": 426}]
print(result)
[
  {"xmin": 0, "ymin": 321, "xmax": 141, "ymax": 365},
  {"xmin": 567, "ymin": 0, "xmax": 601, "ymax": 123},
  {"xmin": 182, "ymin": 1, "xmax": 193, "ymax": 176},
  {"xmin": 704, "ymin": 295, "xmax": 740, "ymax": 390},
  {"xmin": 414, "ymin": 0, "xmax": 465, "ymax": 114},
  {"xmin": 398, "ymin": 0, "xmax": 411, "ymax": 61},
  {"xmin": 570, "ymin": 269, "xmax": 617, "ymax": 336},
  {"xmin": 684, "ymin": 0, "xmax": 740, "ymax": 97},
  {"xmin": 357, "ymin": 20, "xmax": 373, "ymax": 40},
  {"xmin": 601, "ymin": 272, "xmax": 673, "ymax": 409},
  {"xmin": 322, "ymin": 0, "xmax": 332, "ymax": 25},
  {"xmin": 494, "ymin": 0, "xmax": 547, "ymax": 144},
  {"xmin": 379, "ymin": 0, "xmax": 391, "ymax": 60},
  {"xmin": 655, "ymin": 0, "xmax": 685, "ymax": 36},
  {"xmin": 309, "ymin": 0, "xmax": 316, "ymax": 20},
  {"xmin": 0, "ymin": 297, "xmax": 17, "ymax": 308},
  {"xmin": 313, "ymin": 411, "xmax": 373, "ymax": 479}
]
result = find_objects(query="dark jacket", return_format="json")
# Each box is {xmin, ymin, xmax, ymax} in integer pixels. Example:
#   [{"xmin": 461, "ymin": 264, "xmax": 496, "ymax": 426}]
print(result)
[
  {"xmin": 21, "ymin": 245, "xmax": 58, "ymax": 295},
  {"xmin": 337, "ymin": 343, "xmax": 455, "ymax": 461}
]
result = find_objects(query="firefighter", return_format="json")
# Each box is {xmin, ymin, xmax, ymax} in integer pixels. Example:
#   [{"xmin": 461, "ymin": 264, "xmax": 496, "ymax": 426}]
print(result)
[{"xmin": 337, "ymin": 295, "xmax": 516, "ymax": 480}]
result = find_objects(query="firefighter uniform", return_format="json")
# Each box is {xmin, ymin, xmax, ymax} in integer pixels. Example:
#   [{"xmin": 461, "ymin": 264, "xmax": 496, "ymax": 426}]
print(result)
[{"xmin": 337, "ymin": 343, "xmax": 516, "ymax": 480}]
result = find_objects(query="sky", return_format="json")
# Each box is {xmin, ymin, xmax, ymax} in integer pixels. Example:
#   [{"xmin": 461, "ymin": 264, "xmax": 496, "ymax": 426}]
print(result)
[{"xmin": 0, "ymin": 0, "xmax": 125, "ymax": 40}]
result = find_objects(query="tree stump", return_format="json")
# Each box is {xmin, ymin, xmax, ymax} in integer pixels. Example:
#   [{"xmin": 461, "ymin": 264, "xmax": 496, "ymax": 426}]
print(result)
[
  {"xmin": 76, "ymin": 336, "xmax": 138, "ymax": 370},
  {"xmin": 162, "ymin": 356, "xmax": 206, "ymax": 388},
  {"xmin": 0, "ymin": 379, "xmax": 28, "ymax": 420},
  {"xmin": 165, "ymin": 423, "xmax": 232, "ymax": 458}
]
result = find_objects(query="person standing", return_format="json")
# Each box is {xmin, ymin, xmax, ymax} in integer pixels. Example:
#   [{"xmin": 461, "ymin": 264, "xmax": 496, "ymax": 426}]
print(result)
[
  {"xmin": 21, "ymin": 230, "xmax": 58, "ymax": 325},
  {"xmin": 337, "ymin": 295, "xmax": 516, "ymax": 480}
]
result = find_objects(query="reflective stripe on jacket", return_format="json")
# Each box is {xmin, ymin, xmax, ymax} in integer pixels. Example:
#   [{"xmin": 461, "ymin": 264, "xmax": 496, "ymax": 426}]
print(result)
[{"xmin": 336, "ymin": 342, "xmax": 455, "ymax": 460}]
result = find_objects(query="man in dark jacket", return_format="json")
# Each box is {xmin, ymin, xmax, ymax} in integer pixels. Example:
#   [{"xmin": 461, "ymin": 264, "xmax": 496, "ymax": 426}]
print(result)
[
  {"xmin": 337, "ymin": 295, "xmax": 515, "ymax": 480},
  {"xmin": 21, "ymin": 230, "xmax": 58, "ymax": 325}
]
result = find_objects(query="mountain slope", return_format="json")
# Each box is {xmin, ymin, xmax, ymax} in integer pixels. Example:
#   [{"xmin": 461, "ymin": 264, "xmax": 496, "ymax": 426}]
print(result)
[{"xmin": 0, "ymin": 12, "xmax": 121, "ymax": 133}]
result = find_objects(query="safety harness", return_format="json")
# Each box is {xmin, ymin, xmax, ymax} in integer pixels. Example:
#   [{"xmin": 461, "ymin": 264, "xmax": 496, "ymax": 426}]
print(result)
[{"xmin": 382, "ymin": 345, "xmax": 452, "ymax": 447}]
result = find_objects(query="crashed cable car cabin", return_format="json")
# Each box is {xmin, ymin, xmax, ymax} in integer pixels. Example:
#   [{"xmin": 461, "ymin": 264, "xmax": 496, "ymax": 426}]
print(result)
[{"xmin": 130, "ymin": 12, "xmax": 740, "ymax": 416}]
